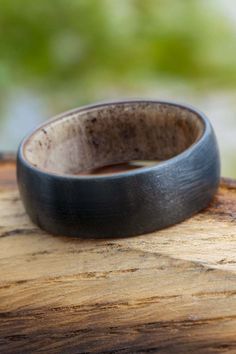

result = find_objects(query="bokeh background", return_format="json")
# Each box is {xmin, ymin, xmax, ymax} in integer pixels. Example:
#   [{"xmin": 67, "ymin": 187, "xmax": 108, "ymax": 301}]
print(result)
[{"xmin": 1, "ymin": 0, "xmax": 236, "ymax": 176}]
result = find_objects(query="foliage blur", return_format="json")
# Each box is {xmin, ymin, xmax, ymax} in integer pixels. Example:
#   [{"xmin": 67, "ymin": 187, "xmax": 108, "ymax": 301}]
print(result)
[
  {"xmin": 0, "ymin": 0, "xmax": 236, "ymax": 175},
  {"xmin": 1, "ymin": 0, "xmax": 236, "ymax": 105}
]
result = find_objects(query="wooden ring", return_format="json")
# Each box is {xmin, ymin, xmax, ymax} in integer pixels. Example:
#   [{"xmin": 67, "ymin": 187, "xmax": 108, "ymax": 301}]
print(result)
[{"xmin": 17, "ymin": 100, "xmax": 220, "ymax": 238}]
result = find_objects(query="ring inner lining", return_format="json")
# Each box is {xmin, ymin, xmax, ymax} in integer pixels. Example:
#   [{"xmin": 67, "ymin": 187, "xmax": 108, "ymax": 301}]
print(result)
[{"xmin": 24, "ymin": 102, "xmax": 205, "ymax": 175}]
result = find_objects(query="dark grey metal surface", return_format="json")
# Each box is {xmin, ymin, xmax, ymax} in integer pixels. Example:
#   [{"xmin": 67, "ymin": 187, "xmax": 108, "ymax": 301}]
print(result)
[{"xmin": 17, "ymin": 100, "xmax": 220, "ymax": 238}]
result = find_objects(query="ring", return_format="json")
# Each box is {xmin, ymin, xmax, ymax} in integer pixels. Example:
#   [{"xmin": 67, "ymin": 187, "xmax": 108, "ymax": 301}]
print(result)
[{"xmin": 17, "ymin": 100, "xmax": 220, "ymax": 238}]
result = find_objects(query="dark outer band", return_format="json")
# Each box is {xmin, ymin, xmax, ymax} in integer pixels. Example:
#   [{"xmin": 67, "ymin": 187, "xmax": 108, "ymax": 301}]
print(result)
[{"xmin": 17, "ymin": 100, "xmax": 220, "ymax": 238}]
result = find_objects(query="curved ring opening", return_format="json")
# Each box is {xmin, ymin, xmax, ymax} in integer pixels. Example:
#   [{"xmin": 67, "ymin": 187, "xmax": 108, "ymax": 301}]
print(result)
[{"xmin": 23, "ymin": 101, "xmax": 205, "ymax": 175}]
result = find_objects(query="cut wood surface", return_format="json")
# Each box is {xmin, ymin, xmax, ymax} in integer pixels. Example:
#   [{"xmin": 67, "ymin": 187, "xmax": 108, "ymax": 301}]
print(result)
[{"xmin": 0, "ymin": 156, "xmax": 236, "ymax": 353}]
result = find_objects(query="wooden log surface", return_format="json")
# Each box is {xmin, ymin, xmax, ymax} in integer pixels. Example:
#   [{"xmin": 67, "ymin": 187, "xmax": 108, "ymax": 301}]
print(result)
[{"xmin": 0, "ymin": 156, "xmax": 236, "ymax": 353}]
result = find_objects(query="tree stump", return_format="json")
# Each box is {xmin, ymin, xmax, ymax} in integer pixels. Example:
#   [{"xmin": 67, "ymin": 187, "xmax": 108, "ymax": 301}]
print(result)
[{"xmin": 0, "ymin": 156, "xmax": 236, "ymax": 354}]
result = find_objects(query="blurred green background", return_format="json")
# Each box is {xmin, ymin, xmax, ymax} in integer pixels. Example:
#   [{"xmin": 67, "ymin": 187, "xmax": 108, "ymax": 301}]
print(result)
[{"xmin": 1, "ymin": 0, "xmax": 236, "ymax": 176}]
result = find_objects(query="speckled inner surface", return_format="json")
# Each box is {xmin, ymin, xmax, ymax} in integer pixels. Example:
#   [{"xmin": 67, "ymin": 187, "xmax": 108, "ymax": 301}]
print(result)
[{"xmin": 24, "ymin": 102, "xmax": 205, "ymax": 175}]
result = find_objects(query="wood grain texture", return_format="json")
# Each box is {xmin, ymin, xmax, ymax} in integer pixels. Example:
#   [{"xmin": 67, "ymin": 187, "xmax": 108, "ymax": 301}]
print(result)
[{"xmin": 0, "ymin": 157, "xmax": 236, "ymax": 353}]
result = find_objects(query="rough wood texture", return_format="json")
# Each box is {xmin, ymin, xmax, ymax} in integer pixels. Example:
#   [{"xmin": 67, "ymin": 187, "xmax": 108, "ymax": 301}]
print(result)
[{"xmin": 0, "ymin": 157, "xmax": 236, "ymax": 353}]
